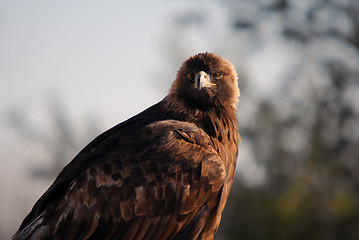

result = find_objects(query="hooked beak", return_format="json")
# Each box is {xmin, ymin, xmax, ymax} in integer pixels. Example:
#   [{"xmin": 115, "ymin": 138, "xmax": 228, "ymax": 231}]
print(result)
[{"xmin": 194, "ymin": 71, "xmax": 216, "ymax": 90}]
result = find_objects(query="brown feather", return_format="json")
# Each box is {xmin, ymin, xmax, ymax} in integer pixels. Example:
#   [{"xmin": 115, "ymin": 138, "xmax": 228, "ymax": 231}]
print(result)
[{"xmin": 13, "ymin": 52, "xmax": 239, "ymax": 240}]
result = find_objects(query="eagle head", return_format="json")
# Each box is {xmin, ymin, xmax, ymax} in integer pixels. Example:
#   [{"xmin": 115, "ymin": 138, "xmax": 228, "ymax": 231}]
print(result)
[{"xmin": 170, "ymin": 52, "xmax": 239, "ymax": 111}]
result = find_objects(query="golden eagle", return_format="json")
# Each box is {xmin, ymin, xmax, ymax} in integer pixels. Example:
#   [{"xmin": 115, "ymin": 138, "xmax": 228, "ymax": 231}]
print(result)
[{"xmin": 14, "ymin": 52, "xmax": 240, "ymax": 240}]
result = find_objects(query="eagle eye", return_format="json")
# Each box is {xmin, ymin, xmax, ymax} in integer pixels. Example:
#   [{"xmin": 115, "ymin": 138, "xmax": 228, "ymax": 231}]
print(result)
[
  {"xmin": 186, "ymin": 73, "xmax": 194, "ymax": 81},
  {"xmin": 212, "ymin": 72, "xmax": 223, "ymax": 80}
]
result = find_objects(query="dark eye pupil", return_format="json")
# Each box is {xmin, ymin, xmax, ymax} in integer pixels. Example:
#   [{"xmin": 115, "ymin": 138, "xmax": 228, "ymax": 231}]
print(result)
[{"xmin": 213, "ymin": 72, "xmax": 222, "ymax": 79}]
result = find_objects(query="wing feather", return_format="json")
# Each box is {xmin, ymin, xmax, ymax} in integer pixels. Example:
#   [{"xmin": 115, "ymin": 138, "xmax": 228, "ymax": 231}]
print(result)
[{"xmin": 14, "ymin": 119, "xmax": 227, "ymax": 240}]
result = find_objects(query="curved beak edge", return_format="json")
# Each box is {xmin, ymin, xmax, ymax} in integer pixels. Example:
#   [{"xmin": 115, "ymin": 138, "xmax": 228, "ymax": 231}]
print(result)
[{"xmin": 194, "ymin": 71, "xmax": 215, "ymax": 90}]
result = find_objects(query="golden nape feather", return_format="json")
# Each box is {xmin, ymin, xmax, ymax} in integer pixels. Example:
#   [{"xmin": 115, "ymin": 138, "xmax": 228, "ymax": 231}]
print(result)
[{"xmin": 13, "ymin": 52, "xmax": 240, "ymax": 240}]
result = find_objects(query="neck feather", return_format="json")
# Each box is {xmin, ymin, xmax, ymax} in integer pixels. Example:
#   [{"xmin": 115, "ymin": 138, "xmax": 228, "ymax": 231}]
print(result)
[{"xmin": 162, "ymin": 94, "xmax": 238, "ymax": 140}]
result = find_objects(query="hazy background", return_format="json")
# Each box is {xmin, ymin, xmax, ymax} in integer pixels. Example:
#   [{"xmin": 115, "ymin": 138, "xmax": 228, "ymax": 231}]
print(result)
[{"xmin": 1, "ymin": 0, "xmax": 359, "ymax": 239}]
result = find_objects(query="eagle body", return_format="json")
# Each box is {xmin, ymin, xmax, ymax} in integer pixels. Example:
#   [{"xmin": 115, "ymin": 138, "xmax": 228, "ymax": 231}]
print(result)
[{"xmin": 14, "ymin": 53, "xmax": 240, "ymax": 240}]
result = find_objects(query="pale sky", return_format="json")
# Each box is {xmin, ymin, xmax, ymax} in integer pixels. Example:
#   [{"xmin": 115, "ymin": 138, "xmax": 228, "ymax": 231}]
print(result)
[{"xmin": 1, "ymin": 0, "xmax": 169, "ymax": 123}]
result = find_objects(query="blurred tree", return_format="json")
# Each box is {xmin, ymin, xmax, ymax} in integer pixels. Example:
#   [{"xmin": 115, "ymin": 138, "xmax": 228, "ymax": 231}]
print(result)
[
  {"xmin": 8, "ymin": 94, "xmax": 100, "ymax": 179},
  {"xmin": 164, "ymin": 0, "xmax": 359, "ymax": 239}
]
